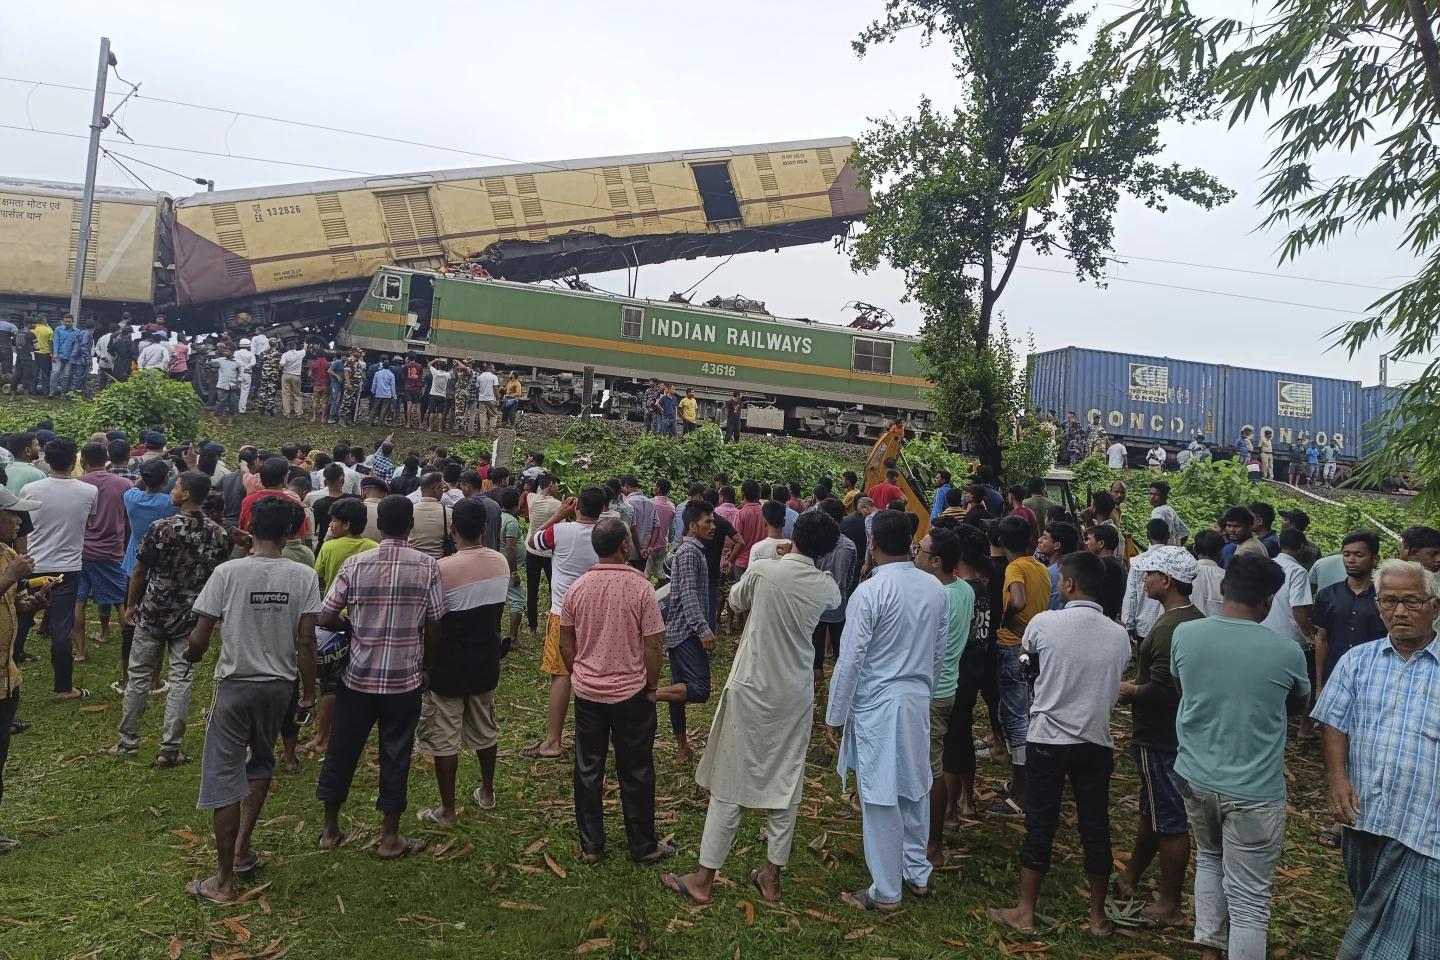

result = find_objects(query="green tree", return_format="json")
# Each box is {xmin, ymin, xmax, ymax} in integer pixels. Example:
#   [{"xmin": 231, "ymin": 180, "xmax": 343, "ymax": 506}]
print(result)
[
  {"xmin": 849, "ymin": 0, "xmax": 1230, "ymax": 474},
  {"xmin": 1028, "ymin": 0, "xmax": 1440, "ymax": 504}
]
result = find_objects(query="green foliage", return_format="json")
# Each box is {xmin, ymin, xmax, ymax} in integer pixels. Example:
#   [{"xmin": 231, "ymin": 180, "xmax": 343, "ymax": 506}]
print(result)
[
  {"xmin": 78, "ymin": 372, "xmax": 204, "ymax": 445},
  {"xmin": 898, "ymin": 432, "xmax": 973, "ymax": 488},
  {"xmin": 539, "ymin": 421, "xmax": 862, "ymax": 496},
  {"xmin": 1029, "ymin": 1, "xmax": 1440, "ymax": 504},
  {"xmin": 1003, "ymin": 412, "xmax": 1059, "ymax": 488},
  {"xmin": 850, "ymin": 0, "xmax": 1230, "ymax": 471}
]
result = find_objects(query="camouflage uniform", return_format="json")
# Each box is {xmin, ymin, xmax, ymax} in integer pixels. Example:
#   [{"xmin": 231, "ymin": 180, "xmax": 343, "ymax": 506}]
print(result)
[
  {"xmin": 450, "ymin": 363, "xmax": 474, "ymax": 433},
  {"xmin": 253, "ymin": 348, "xmax": 282, "ymax": 416},
  {"xmin": 1087, "ymin": 422, "xmax": 1110, "ymax": 457},
  {"xmin": 340, "ymin": 350, "xmax": 366, "ymax": 424}
]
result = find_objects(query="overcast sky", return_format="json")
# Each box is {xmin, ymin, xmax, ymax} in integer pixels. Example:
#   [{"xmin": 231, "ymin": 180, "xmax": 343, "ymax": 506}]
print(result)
[{"xmin": 0, "ymin": 1, "xmax": 1417, "ymax": 386}]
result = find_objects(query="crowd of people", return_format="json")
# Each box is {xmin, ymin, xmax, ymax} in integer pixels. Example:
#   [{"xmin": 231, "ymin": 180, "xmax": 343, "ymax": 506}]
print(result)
[
  {"xmin": 0, "ymin": 424, "xmax": 1432, "ymax": 960},
  {"xmin": 1038, "ymin": 409, "xmax": 1349, "ymax": 486},
  {"xmin": 0, "ymin": 314, "xmax": 532, "ymax": 437}
]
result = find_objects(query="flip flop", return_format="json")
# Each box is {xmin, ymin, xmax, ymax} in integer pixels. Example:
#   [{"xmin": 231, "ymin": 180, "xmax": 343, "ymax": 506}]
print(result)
[
  {"xmin": 8, "ymin": 718, "xmax": 31, "ymax": 734},
  {"xmin": 521, "ymin": 741, "xmax": 563, "ymax": 759},
  {"xmin": 56, "ymin": 687, "xmax": 92, "ymax": 702},
  {"xmin": 416, "ymin": 808, "xmax": 452, "ymax": 826},
  {"xmin": 841, "ymin": 888, "xmax": 901, "ymax": 913},
  {"xmin": 186, "ymin": 877, "xmax": 234, "ymax": 905},
  {"xmin": 750, "ymin": 867, "xmax": 781, "ymax": 903},
  {"xmin": 154, "ymin": 752, "xmax": 192, "ymax": 768},
  {"xmin": 377, "ymin": 836, "xmax": 428, "ymax": 861},
  {"xmin": 233, "ymin": 854, "xmax": 264, "ymax": 875},
  {"xmin": 987, "ymin": 907, "xmax": 1037, "ymax": 938},
  {"xmin": 472, "ymin": 787, "xmax": 497, "ymax": 811},
  {"xmin": 100, "ymin": 743, "xmax": 138, "ymax": 757},
  {"xmin": 660, "ymin": 872, "xmax": 713, "ymax": 905},
  {"xmin": 905, "ymin": 881, "xmax": 931, "ymax": 898},
  {"xmin": 637, "ymin": 841, "xmax": 676, "ymax": 864},
  {"xmin": 1317, "ymin": 829, "xmax": 1343, "ymax": 849}
]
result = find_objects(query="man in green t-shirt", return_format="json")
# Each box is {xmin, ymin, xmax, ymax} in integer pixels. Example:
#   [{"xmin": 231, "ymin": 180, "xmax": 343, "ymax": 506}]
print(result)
[
  {"xmin": 1116, "ymin": 546, "xmax": 1206, "ymax": 929},
  {"xmin": 314, "ymin": 498, "xmax": 376, "ymax": 591},
  {"xmin": 915, "ymin": 526, "xmax": 974, "ymax": 872},
  {"xmin": 1171, "ymin": 553, "xmax": 1310, "ymax": 960}
]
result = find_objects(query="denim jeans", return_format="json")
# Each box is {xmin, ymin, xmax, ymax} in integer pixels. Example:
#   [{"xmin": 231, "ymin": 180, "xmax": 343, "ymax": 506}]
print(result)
[
  {"xmin": 328, "ymin": 381, "xmax": 343, "ymax": 421},
  {"xmin": 49, "ymin": 359, "xmax": 69, "ymax": 395},
  {"xmin": 1181, "ymin": 779, "xmax": 1287, "ymax": 960},
  {"xmin": 118, "ymin": 626, "xmax": 196, "ymax": 754},
  {"xmin": 66, "ymin": 361, "xmax": 87, "ymax": 394},
  {"xmin": 997, "ymin": 644, "xmax": 1032, "ymax": 764}
]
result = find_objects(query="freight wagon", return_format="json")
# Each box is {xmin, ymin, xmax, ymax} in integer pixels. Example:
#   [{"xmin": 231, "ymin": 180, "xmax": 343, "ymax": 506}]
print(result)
[
  {"xmin": 0, "ymin": 177, "xmax": 172, "ymax": 321},
  {"xmin": 172, "ymin": 137, "xmax": 866, "ymax": 328},
  {"xmin": 340, "ymin": 267, "xmax": 930, "ymax": 439},
  {"xmin": 0, "ymin": 136, "xmax": 865, "ymax": 333},
  {"xmin": 1029, "ymin": 346, "xmax": 1364, "ymax": 460}
]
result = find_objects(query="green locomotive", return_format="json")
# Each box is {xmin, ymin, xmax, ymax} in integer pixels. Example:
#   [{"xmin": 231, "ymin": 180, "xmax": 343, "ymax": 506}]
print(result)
[{"xmin": 340, "ymin": 267, "xmax": 932, "ymax": 439}]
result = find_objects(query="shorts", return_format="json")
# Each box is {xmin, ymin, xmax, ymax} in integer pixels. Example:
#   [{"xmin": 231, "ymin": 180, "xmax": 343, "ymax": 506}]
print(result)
[
  {"xmin": 428, "ymin": 396, "xmax": 450, "ymax": 414},
  {"xmin": 541, "ymin": 613, "xmax": 566, "ymax": 676},
  {"xmin": 77, "ymin": 559, "xmax": 128, "ymax": 605},
  {"xmin": 198, "ymin": 678, "xmax": 291, "ymax": 810},
  {"xmin": 1132, "ymin": 744, "xmax": 1189, "ymax": 836},
  {"xmin": 506, "ymin": 579, "xmax": 524, "ymax": 613},
  {"xmin": 213, "ymin": 387, "xmax": 239, "ymax": 416},
  {"xmin": 416, "ymin": 688, "xmax": 498, "ymax": 755},
  {"xmin": 406, "ymin": 387, "xmax": 423, "ymax": 403},
  {"xmin": 929, "ymin": 695, "xmax": 954, "ymax": 778}
]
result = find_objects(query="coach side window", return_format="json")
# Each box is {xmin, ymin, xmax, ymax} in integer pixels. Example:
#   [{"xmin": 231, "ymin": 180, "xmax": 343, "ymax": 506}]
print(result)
[{"xmin": 852, "ymin": 337, "xmax": 892, "ymax": 375}]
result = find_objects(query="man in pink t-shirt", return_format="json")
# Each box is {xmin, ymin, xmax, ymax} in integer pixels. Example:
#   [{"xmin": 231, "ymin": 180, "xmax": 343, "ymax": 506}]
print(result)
[
  {"xmin": 732, "ymin": 480, "xmax": 767, "ymax": 576},
  {"xmin": 560, "ymin": 517, "xmax": 672, "ymax": 865}
]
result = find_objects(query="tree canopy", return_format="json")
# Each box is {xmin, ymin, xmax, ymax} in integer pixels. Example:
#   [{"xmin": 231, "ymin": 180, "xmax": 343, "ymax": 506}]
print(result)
[
  {"xmin": 849, "ymin": 0, "xmax": 1229, "ymax": 474},
  {"xmin": 1029, "ymin": 0, "xmax": 1440, "ymax": 502}
]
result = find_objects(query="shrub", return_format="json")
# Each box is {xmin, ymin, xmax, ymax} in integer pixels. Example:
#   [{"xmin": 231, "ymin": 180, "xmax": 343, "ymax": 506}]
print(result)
[{"xmin": 85, "ymin": 371, "xmax": 204, "ymax": 443}]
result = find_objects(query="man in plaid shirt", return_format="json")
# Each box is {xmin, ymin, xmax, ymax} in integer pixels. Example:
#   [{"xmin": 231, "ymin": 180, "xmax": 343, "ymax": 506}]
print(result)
[
  {"xmin": 655, "ymin": 500, "xmax": 716, "ymax": 762},
  {"xmin": 316, "ymin": 495, "xmax": 445, "ymax": 860}
]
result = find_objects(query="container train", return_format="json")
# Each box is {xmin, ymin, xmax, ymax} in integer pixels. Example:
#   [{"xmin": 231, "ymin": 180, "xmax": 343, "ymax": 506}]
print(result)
[
  {"xmin": 1028, "ymin": 346, "xmax": 1395, "ymax": 462},
  {"xmin": 0, "ymin": 137, "xmax": 866, "ymax": 331},
  {"xmin": 340, "ymin": 267, "xmax": 931, "ymax": 440}
]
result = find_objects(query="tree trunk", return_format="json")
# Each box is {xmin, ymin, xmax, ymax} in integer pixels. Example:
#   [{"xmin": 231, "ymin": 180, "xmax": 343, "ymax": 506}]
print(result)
[{"xmin": 1406, "ymin": 0, "xmax": 1440, "ymax": 109}]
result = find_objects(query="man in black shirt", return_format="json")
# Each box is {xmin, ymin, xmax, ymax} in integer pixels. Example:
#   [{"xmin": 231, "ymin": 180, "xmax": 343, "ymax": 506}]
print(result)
[
  {"xmin": 1085, "ymin": 525, "xmax": 1126, "ymax": 620},
  {"xmin": 839, "ymin": 497, "xmax": 871, "ymax": 586},
  {"xmin": 698, "ymin": 490, "xmax": 742, "ymax": 631}
]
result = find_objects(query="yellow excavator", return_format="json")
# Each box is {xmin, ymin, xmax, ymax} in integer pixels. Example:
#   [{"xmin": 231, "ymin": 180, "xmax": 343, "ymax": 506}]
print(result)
[{"xmin": 862, "ymin": 422, "xmax": 940, "ymax": 541}]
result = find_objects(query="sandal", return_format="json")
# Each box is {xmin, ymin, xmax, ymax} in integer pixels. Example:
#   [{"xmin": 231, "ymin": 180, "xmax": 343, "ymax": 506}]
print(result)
[
  {"xmin": 100, "ymin": 743, "xmax": 138, "ymax": 757},
  {"xmin": 1317, "ymin": 828, "xmax": 1343, "ymax": 849},
  {"xmin": 637, "ymin": 841, "xmax": 676, "ymax": 864},
  {"xmin": 472, "ymin": 787, "xmax": 497, "ymax": 811},
  {"xmin": 987, "ymin": 907, "xmax": 1037, "ymax": 938},
  {"xmin": 841, "ymin": 888, "xmax": 901, "ymax": 913},
  {"xmin": 416, "ymin": 808, "xmax": 453, "ymax": 826},
  {"xmin": 520, "ymin": 741, "xmax": 563, "ymax": 760},
  {"xmin": 55, "ymin": 687, "xmax": 92, "ymax": 702},
  {"xmin": 750, "ymin": 867, "xmax": 782, "ymax": 903},
  {"xmin": 8, "ymin": 718, "xmax": 30, "ymax": 735},
  {"xmin": 186, "ymin": 877, "xmax": 234, "ymax": 905},
  {"xmin": 660, "ymin": 872, "xmax": 713, "ymax": 905},
  {"xmin": 233, "ymin": 854, "xmax": 264, "ymax": 875},
  {"xmin": 153, "ymin": 751, "xmax": 192, "ymax": 768},
  {"xmin": 378, "ymin": 836, "xmax": 428, "ymax": 860},
  {"xmin": 905, "ymin": 880, "xmax": 931, "ymax": 898}
]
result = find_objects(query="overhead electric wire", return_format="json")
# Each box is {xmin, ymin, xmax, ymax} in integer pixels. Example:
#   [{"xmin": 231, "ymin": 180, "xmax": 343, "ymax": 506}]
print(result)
[
  {"xmin": 1017, "ymin": 264, "xmax": 1370, "ymax": 314},
  {"xmin": 102, "ymin": 148, "xmax": 211, "ymax": 187},
  {"xmin": 102, "ymin": 150, "xmax": 150, "ymax": 190}
]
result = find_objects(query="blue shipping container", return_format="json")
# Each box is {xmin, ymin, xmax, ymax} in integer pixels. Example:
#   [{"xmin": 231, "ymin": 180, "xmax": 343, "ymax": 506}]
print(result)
[
  {"xmin": 1028, "ymin": 347, "xmax": 1222, "ymax": 446},
  {"xmin": 1216, "ymin": 366, "xmax": 1360, "ymax": 458},
  {"xmin": 1028, "ymin": 346, "xmax": 1364, "ymax": 458},
  {"xmin": 1361, "ymin": 384, "xmax": 1402, "ymax": 455}
]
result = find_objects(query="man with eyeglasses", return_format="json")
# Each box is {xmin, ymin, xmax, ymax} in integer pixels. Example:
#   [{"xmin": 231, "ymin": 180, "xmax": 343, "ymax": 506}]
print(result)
[{"xmin": 1311, "ymin": 559, "xmax": 1440, "ymax": 960}]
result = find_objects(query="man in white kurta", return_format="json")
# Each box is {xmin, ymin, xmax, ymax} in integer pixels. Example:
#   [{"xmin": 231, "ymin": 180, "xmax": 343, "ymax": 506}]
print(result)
[
  {"xmin": 826, "ymin": 510, "xmax": 948, "ymax": 911},
  {"xmin": 661, "ymin": 511, "xmax": 842, "ymax": 905}
]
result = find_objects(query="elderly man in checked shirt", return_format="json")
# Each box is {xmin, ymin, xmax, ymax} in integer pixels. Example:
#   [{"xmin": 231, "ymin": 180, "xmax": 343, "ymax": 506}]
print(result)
[
  {"xmin": 315, "ymin": 494, "xmax": 445, "ymax": 861},
  {"xmin": 655, "ymin": 500, "xmax": 716, "ymax": 762},
  {"xmin": 1312, "ymin": 558, "xmax": 1440, "ymax": 960}
]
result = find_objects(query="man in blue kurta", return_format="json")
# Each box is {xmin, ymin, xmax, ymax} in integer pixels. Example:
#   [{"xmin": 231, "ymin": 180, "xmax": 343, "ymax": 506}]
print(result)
[{"xmin": 826, "ymin": 509, "xmax": 947, "ymax": 911}]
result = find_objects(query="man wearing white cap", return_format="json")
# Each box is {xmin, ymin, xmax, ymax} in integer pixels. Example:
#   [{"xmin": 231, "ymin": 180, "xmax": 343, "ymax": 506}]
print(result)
[
  {"xmin": 234, "ymin": 339, "xmax": 256, "ymax": 414},
  {"xmin": 1116, "ymin": 545, "xmax": 1206, "ymax": 928}
]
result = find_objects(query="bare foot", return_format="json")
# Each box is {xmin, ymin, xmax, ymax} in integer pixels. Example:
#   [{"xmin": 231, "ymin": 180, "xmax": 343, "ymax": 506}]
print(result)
[
  {"xmin": 675, "ymin": 748, "xmax": 694, "ymax": 764},
  {"xmin": 988, "ymin": 906, "xmax": 1036, "ymax": 936},
  {"xmin": 521, "ymin": 740, "xmax": 562, "ymax": 759},
  {"xmin": 660, "ymin": 871, "xmax": 713, "ymax": 905},
  {"xmin": 1113, "ymin": 876, "xmax": 1140, "ymax": 900},
  {"xmin": 186, "ymin": 875, "xmax": 235, "ymax": 904},
  {"xmin": 1087, "ymin": 916, "xmax": 1115, "ymax": 937},
  {"xmin": 1142, "ymin": 904, "xmax": 1187, "ymax": 929},
  {"xmin": 318, "ymin": 829, "xmax": 346, "ymax": 851}
]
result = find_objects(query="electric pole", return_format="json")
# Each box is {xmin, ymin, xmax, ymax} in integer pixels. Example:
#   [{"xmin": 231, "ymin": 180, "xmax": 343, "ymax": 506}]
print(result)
[{"xmin": 70, "ymin": 37, "xmax": 116, "ymax": 323}]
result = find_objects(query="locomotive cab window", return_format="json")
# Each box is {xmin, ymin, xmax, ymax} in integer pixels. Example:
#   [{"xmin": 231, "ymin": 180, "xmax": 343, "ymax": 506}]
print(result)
[
  {"xmin": 378, "ymin": 275, "xmax": 403, "ymax": 300},
  {"xmin": 691, "ymin": 163, "xmax": 742, "ymax": 222},
  {"xmin": 620, "ymin": 305, "xmax": 643, "ymax": 340},
  {"xmin": 852, "ymin": 337, "xmax": 893, "ymax": 375}
]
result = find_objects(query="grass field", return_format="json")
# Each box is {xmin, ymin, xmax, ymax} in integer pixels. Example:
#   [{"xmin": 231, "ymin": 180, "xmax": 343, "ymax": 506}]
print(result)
[
  {"xmin": 2, "ymin": 616, "xmax": 1351, "ymax": 960},
  {"xmin": 0, "ymin": 403, "xmax": 1352, "ymax": 959}
]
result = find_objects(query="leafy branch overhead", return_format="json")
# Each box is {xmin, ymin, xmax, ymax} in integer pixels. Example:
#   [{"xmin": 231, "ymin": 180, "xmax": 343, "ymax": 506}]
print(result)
[
  {"xmin": 847, "ymin": 0, "xmax": 1230, "ymax": 475},
  {"xmin": 1027, "ymin": 0, "xmax": 1440, "ymax": 504}
]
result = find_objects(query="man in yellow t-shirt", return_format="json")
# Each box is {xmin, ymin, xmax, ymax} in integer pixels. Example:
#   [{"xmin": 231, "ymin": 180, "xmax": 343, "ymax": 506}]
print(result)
[
  {"xmin": 31, "ymin": 317, "xmax": 53, "ymax": 397},
  {"xmin": 678, "ymin": 388, "xmax": 699, "ymax": 434},
  {"xmin": 993, "ymin": 514, "xmax": 1052, "ymax": 817},
  {"xmin": 501, "ymin": 371, "xmax": 524, "ymax": 425}
]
